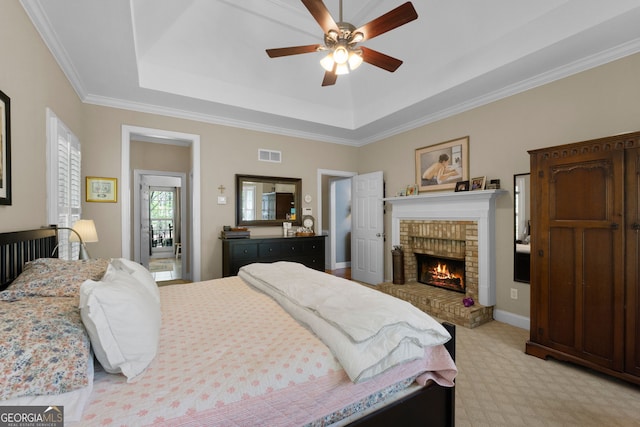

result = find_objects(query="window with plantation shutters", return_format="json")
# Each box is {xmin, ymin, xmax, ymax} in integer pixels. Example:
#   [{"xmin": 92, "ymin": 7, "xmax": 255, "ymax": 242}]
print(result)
[{"xmin": 47, "ymin": 108, "xmax": 81, "ymax": 260}]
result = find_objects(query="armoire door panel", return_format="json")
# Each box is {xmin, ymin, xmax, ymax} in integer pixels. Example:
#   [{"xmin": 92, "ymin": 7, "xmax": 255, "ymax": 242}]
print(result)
[
  {"xmin": 582, "ymin": 228, "xmax": 616, "ymax": 363},
  {"xmin": 547, "ymin": 227, "xmax": 576, "ymax": 347},
  {"xmin": 625, "ymin": 146, "xmax": 640, "ymax": 376},
  {"xmin": 550, "ymin": 161, "xmax": 610, "ymax": 221}
]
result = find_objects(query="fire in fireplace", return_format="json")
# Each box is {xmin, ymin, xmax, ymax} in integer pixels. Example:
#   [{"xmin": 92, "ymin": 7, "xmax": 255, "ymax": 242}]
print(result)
[{"xmin": 415, "ymin": 253, "xmax": 466, "ymax": 293}]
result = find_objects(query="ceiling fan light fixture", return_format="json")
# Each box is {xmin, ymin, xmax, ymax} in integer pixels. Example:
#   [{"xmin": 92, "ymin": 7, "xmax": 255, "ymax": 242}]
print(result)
[
  {"xmin": 333, "ymin": 45, "xmax": 349, "ymax": 65},
  {"xmin": 335, "ymin": 63, "xmax": 350, "ymax": 75},
  {"xmin": 351, "ymin": 32, "xmax": 364, "ymax": 43},
  {"xmin": 320, "ymin": 53, "xmax": 335, "ymax": 72},
  {"xmin": 348, "ymin": 51, "xmax": 363, "ymax": 70}
]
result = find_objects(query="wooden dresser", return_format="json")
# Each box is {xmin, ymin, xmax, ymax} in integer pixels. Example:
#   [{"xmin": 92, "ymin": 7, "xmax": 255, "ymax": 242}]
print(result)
[
  {"xmin": 222, "ymin": 235, "xmax": 326, "ymax": 277},
  {"xmin": 526, "ymin": 131, "xmax": 640, "ymax": 385}
]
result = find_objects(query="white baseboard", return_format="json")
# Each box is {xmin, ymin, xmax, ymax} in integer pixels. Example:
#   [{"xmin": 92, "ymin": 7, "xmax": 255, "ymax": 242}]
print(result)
[{"xmin": 493, "ymin": 309, "xmax": 530, "ymax": 331}]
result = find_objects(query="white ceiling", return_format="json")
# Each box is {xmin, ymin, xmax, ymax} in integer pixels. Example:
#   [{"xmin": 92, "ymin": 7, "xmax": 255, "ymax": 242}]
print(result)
[{"xmin": 21, "ymin": 0, "xmax": 640, "ymax": 146}]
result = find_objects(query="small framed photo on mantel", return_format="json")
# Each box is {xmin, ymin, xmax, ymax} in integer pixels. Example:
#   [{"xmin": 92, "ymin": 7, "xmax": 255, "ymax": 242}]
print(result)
[
  {"xmin": 455, "ymin": 180, "xmax": 470, "ymax": 192},
  {"xmin": 470, "ymin": 176, "xmax": 486, "ymax": 191},
  {"xmin": 86, "ymin": 176, "xmax": 117, "ymax": 202}
]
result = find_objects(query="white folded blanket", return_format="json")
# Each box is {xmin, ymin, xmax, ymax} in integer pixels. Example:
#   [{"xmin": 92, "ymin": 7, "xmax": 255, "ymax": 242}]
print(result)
[{"xmin": 238, "ymin": 262, "xmax": 451, "ymax": 383}]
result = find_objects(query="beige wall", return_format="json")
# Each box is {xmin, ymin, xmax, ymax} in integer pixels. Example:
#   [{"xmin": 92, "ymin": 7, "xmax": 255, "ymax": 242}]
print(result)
[
  {"xmin": 0, "ymin": 1, "xmax": 84, "ymax": 230},
  {"xmin": 359, "ymin": 52, "xmax": 640, "ymax": 322},
  {"xmin": 81, "ymin": 104, "xmax": 359, "ymax": 279},
  {"xmin": 3, "ymin": 2, "xmax": 640, "ymax": 322}
]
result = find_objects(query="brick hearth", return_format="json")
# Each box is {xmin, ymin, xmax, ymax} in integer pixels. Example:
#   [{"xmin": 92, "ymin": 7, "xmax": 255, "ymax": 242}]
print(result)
[
  {"xmin": 383, "ymin": 190, "xmax": 505, "ymax": 328},
  {"xmin": 376, "ymin": 282, "xmax": 494, "ymax": 329},
  {"xmin": 379, "ymin": 219, "xmax": 493, "ymax": 328}
]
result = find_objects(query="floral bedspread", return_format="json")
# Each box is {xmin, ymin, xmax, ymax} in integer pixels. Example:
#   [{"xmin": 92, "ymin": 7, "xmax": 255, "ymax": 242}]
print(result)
[{"xmin": 0, "ymin": 297, "xmax": 91, "ymax": 400}]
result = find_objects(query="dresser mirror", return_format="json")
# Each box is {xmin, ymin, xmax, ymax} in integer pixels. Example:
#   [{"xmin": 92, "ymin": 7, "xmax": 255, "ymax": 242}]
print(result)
[
  {"xmin": 236, "ymin": 174, "xmax": 302, "ymax": 227},
  {"xmin": 514, "ymin": 173, "xmax": 531, "ymax": 283}
]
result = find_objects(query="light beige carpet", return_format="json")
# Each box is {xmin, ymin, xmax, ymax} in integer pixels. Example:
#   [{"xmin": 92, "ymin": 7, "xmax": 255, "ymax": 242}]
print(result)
[{"xmin": 454, "ymin": 321, "xmax": 640, "ymax": 426}]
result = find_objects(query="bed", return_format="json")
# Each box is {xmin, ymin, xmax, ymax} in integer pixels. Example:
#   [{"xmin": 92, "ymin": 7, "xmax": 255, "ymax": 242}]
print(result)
[{"xmin": 0, "ymin": 227, "xmax": 457, "ymax": 426}]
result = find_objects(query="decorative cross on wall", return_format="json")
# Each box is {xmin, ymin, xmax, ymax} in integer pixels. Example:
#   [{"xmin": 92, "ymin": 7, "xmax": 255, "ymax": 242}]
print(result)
[{"xmin": 218, "ymin": 185, "xmax": 226, "ymax": 194}]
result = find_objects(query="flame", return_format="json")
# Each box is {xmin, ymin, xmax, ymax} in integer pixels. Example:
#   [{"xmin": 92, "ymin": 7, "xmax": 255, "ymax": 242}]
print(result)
[{"xmin": 431, "ymin": 262, "xmax": 457, "ymax": 280}]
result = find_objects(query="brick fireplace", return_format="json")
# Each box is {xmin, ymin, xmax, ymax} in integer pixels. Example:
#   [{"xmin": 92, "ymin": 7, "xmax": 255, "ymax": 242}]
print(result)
[{"xmin": 381, "ymin": 190, "xmax": 505, "ymax": 328}]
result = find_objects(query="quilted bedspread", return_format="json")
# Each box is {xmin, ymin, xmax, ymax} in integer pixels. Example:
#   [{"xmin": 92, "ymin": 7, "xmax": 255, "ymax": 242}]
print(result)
[{"xmin": 71, "ymin": 276, "xmax": 456, "ymax": 426}]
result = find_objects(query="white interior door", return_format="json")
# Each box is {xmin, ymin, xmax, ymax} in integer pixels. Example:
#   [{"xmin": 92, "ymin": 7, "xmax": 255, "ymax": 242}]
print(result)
[
  {"xmin": 139, "ymin": 177, "xmax": 151, "ymax": 268},
  {"xmin": 351, "ymin": 171, "xmax": 384, "ymax": 284}
]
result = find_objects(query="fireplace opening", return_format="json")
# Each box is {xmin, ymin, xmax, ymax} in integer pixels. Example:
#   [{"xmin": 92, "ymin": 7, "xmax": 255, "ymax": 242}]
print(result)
[{"xmin": 415, "ymin": 253, "xmax": 466, "ymax": 293}]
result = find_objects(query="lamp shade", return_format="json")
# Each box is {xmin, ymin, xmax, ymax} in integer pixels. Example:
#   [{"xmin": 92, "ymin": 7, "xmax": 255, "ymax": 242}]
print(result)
[{"xmin": 69, "ymin": 219, "xmax": 99, "ymax": 243}]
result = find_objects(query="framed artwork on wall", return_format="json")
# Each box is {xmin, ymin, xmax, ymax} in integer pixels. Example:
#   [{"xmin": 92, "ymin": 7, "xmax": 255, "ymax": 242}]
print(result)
[
  {"xmin": 86, "ymin": 176, "xmax": 117, "ymax": 202},
  {"xmin": 415, "ymin": 136, "xmax": 469, "ymax": 192},
  {"xmin": 0, "ymin": 89, "xmax": 11, "ymax": 205}
]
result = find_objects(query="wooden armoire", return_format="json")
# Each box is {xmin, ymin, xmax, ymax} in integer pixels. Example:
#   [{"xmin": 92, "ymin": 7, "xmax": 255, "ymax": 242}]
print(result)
[{"xmin": 526, "ymin": 131, "xmax": 640, "ymax": 385}]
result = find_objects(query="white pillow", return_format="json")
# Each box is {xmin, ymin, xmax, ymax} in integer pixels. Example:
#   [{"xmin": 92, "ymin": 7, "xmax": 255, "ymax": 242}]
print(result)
[
  {"xmin": 79, "ymin": 271, "xmax": 161, "ymax": 382},
  {"xmin": 108, "ymin": 258, "xmax": 160, "ymax": 303}
]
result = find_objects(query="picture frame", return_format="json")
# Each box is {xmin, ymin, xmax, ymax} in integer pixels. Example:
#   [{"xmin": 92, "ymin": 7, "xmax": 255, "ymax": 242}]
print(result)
[
  {"xmin": 0, "ymin": 89, "xmax": 11, "ymax": 205},
  {"xmin": 406, "ymin": 184, "xmax": 419, "ymax": 196},
  {"xmin": 455, "ymin": 180, "xmax": 470, "ymax": 192},
  {"xmin": 470, "ymin": 176, "xmax": 486, "ymax": 191},
  {"xmin": 415, "ymin": 136, "xmax": 469, "ymax": 192},
  {"xmin": 86, "ymin": 176, "xmax": 117, "ymax": 202}
]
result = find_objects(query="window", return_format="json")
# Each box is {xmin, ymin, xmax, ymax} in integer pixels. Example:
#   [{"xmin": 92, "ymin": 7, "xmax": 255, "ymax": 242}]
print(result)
[
  {"xmin": 47, "ymin": 109, "xmax": 81, "ymax": 260},
  {"xmin": 149, "ymin": 187, "xmax": 175, "ymax": 249},
  {"xmin": 242, "ymin": 184, "xmax": 256, "ymax": 221}
]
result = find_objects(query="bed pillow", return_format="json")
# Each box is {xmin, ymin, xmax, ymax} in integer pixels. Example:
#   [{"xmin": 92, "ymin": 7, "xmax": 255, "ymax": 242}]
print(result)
[
  {"xmin": 79, "ymin": 270, "xmax": 161, "ymax": 382},
  {"xmin": 0, "ymin": 258, "xmax": 109, "ymax": 301},
  {"xmin": 107, "ymin": 258, "xmax": 160, "ymax": 303},
  {"xmin": 0, "ymin": 297, "xmax": 93, "ymax": 401}
]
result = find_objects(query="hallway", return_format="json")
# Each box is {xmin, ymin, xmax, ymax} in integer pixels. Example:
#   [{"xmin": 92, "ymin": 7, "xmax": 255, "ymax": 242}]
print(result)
[{"xmin": 149, "ymin": 257, "xmax": 182, "ymax": 282}]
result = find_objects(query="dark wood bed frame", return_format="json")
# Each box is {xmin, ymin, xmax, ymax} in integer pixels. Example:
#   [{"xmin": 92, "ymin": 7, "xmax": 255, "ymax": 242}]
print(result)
[{"xmin": 0, "ymin": 227, "xmax": 455, "ymax": 426}]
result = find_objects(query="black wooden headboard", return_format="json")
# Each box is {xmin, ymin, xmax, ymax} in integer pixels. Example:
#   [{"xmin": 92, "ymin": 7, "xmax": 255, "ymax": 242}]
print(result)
[{"xmin": 0, "ymin": 226, "xmax": 58, "ymax": 291}]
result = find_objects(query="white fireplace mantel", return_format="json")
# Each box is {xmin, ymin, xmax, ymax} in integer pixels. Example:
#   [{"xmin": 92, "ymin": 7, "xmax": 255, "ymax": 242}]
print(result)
[{"xmin": 384, "ymin": 189, "xmax": 507, "ymax": 306}]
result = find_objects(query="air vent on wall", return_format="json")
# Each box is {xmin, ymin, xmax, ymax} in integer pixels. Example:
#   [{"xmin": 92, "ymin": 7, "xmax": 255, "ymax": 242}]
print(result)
[{"xmin": 258, "ymin": 149, "xmax": 282, "ymax": 163}]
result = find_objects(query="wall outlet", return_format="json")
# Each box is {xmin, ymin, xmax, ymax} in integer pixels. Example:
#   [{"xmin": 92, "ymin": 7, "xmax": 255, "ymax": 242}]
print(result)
[{"xmin": 510, "ymin": 288, "xmax": 518, "ymax": 300}]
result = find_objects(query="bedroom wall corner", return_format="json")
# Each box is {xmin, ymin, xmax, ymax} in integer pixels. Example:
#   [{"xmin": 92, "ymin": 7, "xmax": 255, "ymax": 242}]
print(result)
[{"xmin": 0, "ymin": 2, "xmax": 84, "ymax": 232}]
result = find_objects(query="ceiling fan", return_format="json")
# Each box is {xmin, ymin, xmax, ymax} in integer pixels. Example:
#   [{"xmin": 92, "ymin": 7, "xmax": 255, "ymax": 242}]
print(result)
[{"xmin": 266, "ymin": 0, "xmax": 418, "ymax": 86}]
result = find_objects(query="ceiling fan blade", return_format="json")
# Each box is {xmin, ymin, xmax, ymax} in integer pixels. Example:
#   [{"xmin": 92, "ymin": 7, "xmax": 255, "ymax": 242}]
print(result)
[
  {"xmin": 360, "ymin": 47, "xmax": 403, "ymax": 72},
  {"xmin": 302, "ymin": 0, "xmax": 338, "ymax": 34},
  {"xmin": 354, "ymin": 2, "xmax": 418, "ymax": 42},
  {"xmin": 322, "ymin": 68, "xmax": 337, "ymax": 86},
  {"xmin": 266, "ymin": 44, "xmax": 323, "ymax": 58}
]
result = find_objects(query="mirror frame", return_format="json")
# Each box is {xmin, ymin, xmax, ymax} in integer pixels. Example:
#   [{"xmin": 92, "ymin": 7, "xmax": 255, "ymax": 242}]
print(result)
[
  {"xmin": 514, "ymin": 173, "xmax": 531, "ymax": 283},
  {"xmin": 235, "ymin": 174, "xmax": 302, "ymax": 227}
]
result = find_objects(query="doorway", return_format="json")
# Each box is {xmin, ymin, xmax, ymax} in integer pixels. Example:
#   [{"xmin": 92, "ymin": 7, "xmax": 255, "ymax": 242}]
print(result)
[
  {"xmin": 317, "ymin": 169, "xmax": 356, "ymax": 271},
  {"xmin": 134, "ymin": 171, "xmax": 187, "ymax": 280},
  {"xmin": 121, "ymin": 125, "xmax": 201, "ymax": 282},
  {"xmin": 317, "ymin": 169, "xmax": 385, "ymax": 285}
]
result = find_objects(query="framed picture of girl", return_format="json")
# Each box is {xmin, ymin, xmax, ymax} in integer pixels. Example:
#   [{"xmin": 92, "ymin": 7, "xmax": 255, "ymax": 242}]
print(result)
[{"xmin": 415, "ymin": 136, "xmax": 469, "ymax": 192}]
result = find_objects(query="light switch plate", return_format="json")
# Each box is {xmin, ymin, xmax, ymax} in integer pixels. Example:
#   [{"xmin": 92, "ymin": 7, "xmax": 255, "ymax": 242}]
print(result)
[{"xmin": 217, "ymin": 196, "xmax": 227, "ymax": 204}]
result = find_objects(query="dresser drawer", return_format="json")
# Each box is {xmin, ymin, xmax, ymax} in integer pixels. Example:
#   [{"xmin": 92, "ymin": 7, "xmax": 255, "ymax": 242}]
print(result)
[
  {"xmin": 230, "ymin": 243, "xmax": 258, "ymax": 259},
  {"xmin": 302, "ymin": 239, "xmax": 323, "ymax": 254},
  {"xmin": 280, "ymin": 241, "xmax": 303, "ymax": 256},
  {"xmin": 259, "ymin": 242, "xmax": 281, "ymax": 258}
]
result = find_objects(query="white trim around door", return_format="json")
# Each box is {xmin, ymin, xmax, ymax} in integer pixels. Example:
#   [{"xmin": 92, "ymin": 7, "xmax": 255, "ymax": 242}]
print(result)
[{"xmin": 121, "ymin": 125, "xmax": 202, "ymax": 282}]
